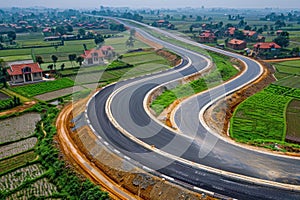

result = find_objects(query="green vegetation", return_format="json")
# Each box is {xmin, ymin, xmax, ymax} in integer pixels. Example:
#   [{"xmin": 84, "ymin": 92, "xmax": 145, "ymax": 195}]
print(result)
[
  {"xmin": 151, "ymin": 52, "xmax": 239, "ymax": 114},
  {"xmin": 0, "ymin": 104, "xmax": 109, "ymax": 199},
  {"xmin": 230, "ymin": 84, "xmax": 300, "ymax": 150},
  {"xmin": 286, "ymin": 99, "xmax": 300, "ymax": 142},
  {"xmin": 0, "ymin": 151, "xmax": 37, "ymax": 174},
  {"xmin": 34, "ymin": 104, "xmax": 109, "ymax": 199},
  {"xmin": 0, "ymin": 96, "xmax": 21, "ymax": 111},
  {"xmin": 65, "ymin": 50, "xmax": 172, "ymax": 85},
  {"xmin": 11, "ymin": 78, "xmax": 75, "ymax": 97},
  {"xmin": 0, "ymin": 39, "xmax": 95, "ymax": 63}
]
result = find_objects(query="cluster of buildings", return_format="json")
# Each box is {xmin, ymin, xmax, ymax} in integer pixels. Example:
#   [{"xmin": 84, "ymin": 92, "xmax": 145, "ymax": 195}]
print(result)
[
  {"xmin": 6, "ymin": 45, "xmax": 115, "ymax": 85},
  {"xmin": 195, "ymin": 26, "xmax": 282, "ymax": 57}
]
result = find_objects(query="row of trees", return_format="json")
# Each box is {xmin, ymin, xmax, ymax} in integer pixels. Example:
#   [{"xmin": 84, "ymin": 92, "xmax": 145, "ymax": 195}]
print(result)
[{"xmin": 36, "ymin": 54, "xmax": 84, "ymax": 71}]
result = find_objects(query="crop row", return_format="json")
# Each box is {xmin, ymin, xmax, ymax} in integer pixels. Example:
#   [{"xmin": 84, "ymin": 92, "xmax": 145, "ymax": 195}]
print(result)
[
  {"xmin": 11, "ymin": 78, "xmax": 75, "ymax": 97},
  {"xmin": 0, "ymin": 113, "xmax": 40, "ymax": 144},
  {"xmin": 0, "ymin": 137, "xmax": 37, "ymax": 160},
  {"xmin": 265, "ymin": 84, "xmax": 300, "ymax": 99},
  {"xmin": 0, "ymin": 151, "xmax": 37, "ymax": 173},
  {"xmin": 7, "ymin": 178, "xmax": 58, "ymax": 199},
  {"xmin": 231, "ymin": 86, "xmax": 292, "ymax": 143},
  {"xmin": 0, "ymin": 164, "xmax": 44, "ymax": 191}
]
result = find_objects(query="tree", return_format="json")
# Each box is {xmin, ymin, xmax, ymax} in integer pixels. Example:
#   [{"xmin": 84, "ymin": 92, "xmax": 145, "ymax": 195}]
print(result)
[
  {"xmin": 68, "ymin": 54, "xmax": 77, "ymax": 68},
  {"xmin": 76, "ymin": 56, "xmax": 84, "ymax": 66},
  {"xmin": 234, "ymin": 30, "xmax": 245, "ymax": 40},
  {"xmin": 257, "ymin": 28, "xmax": 264, "ymax": 34},
  {"xmin": 181, "ymin": 15, "xmax": 186, "ymax": 21},
  {"xmin": 196, "ymin": 16, "xmax": 202, "ymax": 21},
  {"xmin": 273, "ymin": 31, "xmax": 289, "ymax": 47},
  {"xmin": 291, "ymin": 47, "xmax": 300, "ymax": 56},
  {"xmin": 66, "ymin": 25, "xmax": 73, "ymax": 32},
  {"xmin": 55, "ymin": 26, "xmax": 66, "ymax": 35},
  {"xmin": 244, "ymin": 25, "xmax": 251, "ymax": 30},
  {"xmin": 189, "ymin": 25, "xmax": 193, "ymax": 33},
  {"xmin": 83, "ymin": 44, "xmax": 87, "ymax": 51},
  {"xmin": 35, "ymin": 56, "xmax": 44, "ymax": 65},
  {"xmin": 7, "ymin": 31, "xmax": 16, "ymax": 40},
  {"xmin": 60, "ymin": 63, "xmax": 65, "ymax": 71},
  {"xmin": 0, "ymin": 59, "xmax": 8, "ymax": 88},
  {"xmin": 51, "ymin": 55, "xmax": 58, "ymax": 69},
  {"xmin": 47, "ymin": 64, "xmax": 54, "ymax": 70},
  {"xmin": 94, "ymin": 35, "xmax": 104, "ymax": 46},
  {"xmin": 78, "ymin": 28, "xmax": 86, "ymax": 36},
  {"xmin": 126, "ymin": 36, "xmax": 135, "ymax": 48}
]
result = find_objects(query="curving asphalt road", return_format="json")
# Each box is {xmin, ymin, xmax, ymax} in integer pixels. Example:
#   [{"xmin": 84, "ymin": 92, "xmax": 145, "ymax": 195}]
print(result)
[{"xmin": 86, "ymin": 18, "xmax": 300, "ymax": 199}]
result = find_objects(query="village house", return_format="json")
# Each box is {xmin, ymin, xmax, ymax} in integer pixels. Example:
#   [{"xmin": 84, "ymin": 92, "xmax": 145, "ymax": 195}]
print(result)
[
  {"xmin": 243, "ymin": 30, "xmax": 258, "ymax": 40},
  {"xmin": 227, "ymin": 39, "xmax": 247, "ymax": 50},
  {"xmin": 81, "ymin": 46, "xmax": 115, "ymax": 66},
  {"xmin": 226, "ymin": 27, "xmax": 236, "ymax": 37},
  {"xmin": 7, "ymin": 62, "xmax": 43, "ymax": 85},
  {"xmin": 198, "ymin": 30, "xmax": 217, "ymax": 43},
  {"xmin": 253, "ymin": 42, "xmax": 281, "ymax": 56}
]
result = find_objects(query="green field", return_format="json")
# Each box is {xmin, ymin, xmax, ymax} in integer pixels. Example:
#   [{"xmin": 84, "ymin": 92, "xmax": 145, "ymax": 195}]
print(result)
[
  {"xmin": 230, "ymin": 84, "xmax": 300, "ymax": 150},
  {"xmin": 151, "ymin": 51, "xmax": 239, "ymax": 114},
  {"xmin": 66, "ymin": 50, "xmax": 171, "ymax": 85},
  {"xmin": 0, "ymin": 31, "xmax": 150, "ymax": 64},
  {"xmin": 272, "ymin": 60, "xmax": 300, "ymax": 82},
  {"xmin": 11, "ymin": 78, "xmax": 75, "ymax": 97},
  {"xmin": 0, "ymin": 151, "xmax": 36, "ymax": 174}
]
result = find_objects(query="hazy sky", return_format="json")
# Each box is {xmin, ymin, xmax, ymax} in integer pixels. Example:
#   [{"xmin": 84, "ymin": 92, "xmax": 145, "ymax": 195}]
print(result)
[{"xmin": 1, "ymin": 0, "xmax": 299, "ymax": 9}]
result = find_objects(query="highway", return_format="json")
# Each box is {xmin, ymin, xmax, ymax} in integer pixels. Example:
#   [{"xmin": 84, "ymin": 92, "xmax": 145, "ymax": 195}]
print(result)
[{"xmin": 85, "ymin": 18, "xmax": 300, "ymax": 199}]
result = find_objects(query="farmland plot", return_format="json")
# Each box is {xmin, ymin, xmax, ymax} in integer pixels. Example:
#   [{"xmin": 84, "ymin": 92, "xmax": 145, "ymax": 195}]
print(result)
[
  {"xmin": 11, "ymin": 78, "xmax": 75, "ymax": 97},
  {"xmin": 0, "ymin": 151, "xmax": 37, "ymax": 173},
  {"xmin": 0, "ymin": 164, "xmax": 45, "ymax": 191},
  {"xmin": 230, "ymin": 87, "xmax": 292, "ymax": 143},
  {"xmin": 0, "ymin": 137, "xmax": 37, "ymax": 159},
  {"xmin": 286, "ymin": 100, "xmax": 300, "ymax": 143},
  {"xmin": 34, "ymin": 85, "xmax": 85, "ymax": 101},
  {"xmin": 7, "ymin": 178, "xmax": 58, "ymax": 199},
  {"xmin": 0, "ymin": 113, "xmax": 40, "ymax": 144}
]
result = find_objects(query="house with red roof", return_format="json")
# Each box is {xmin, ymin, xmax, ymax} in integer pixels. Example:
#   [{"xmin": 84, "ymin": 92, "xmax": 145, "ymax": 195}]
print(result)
[
  {"xmin": 243, "ymin": 30, "xmax": 258, "ymax": 39},
  {"xmin": 227, "ymin": 39, "xmax": 247, "ymax": 50},
  {"xmin": 81, "ymin": 46, "xmax": 115, "ymax": 66},
  {"xmin": 198, "ymin": 31, "xmax": 217, "ymax": 43},
  {"xmin": 253, "ymin": 42, "xmax": 281, "ymax": 57},
  {"xmin": 7, "ymin": 63, "xmax": 43, "ymax": 84},
  {"xmin": 226, "ymin": 27, "xmax": 236, "ymax": 37}
]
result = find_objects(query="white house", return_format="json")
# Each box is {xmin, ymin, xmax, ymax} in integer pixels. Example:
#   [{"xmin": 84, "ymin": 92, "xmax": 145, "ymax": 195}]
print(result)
[{"xmin": 7, "ymin": 62, "xmax": 43, "ymax": 85}]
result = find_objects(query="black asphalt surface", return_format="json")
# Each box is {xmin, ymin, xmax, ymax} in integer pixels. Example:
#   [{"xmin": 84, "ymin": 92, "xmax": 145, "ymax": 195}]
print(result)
[{"xmin": 86, "ymin": 18, "xmax": 300, "ymax": 199}]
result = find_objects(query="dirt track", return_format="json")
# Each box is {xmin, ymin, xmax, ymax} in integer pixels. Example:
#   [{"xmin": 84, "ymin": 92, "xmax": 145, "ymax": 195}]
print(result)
[
  {"xmin": 0, "ymin": 101, "xmax": 37, "ymax": 117},
  {"xmin": 56, "ymin": 98, "xmax": 136, "ymax": 200}
]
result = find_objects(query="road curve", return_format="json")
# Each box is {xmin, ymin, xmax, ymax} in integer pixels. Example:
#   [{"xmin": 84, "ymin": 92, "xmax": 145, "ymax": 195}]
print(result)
[{"xmin": 85, "ymin": 18, "xmax": 300, "ymax": 199}]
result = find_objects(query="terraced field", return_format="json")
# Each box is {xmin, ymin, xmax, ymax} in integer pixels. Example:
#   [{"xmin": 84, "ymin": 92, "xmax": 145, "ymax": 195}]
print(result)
[
  {"xmin": 0, "ymin": 137, "xmax": 37, "ymax": 159},
  {"xmin": 34, "ymin": 85, "xmax": 85, "ymax": 101},
  {"xmin": 0, "ymin": 113, "xmax": 40, "ymax": 144},
  {"xmin": 0, "ymin": 164, "xmax": 45, "ymax": 191},
  {"xmin": 7, "ymin": 178, "xmax": 59, "ymax": 199},
  {"xmin": 231, "ymin": 84, "xmax": 300, "ymax": 150}
]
